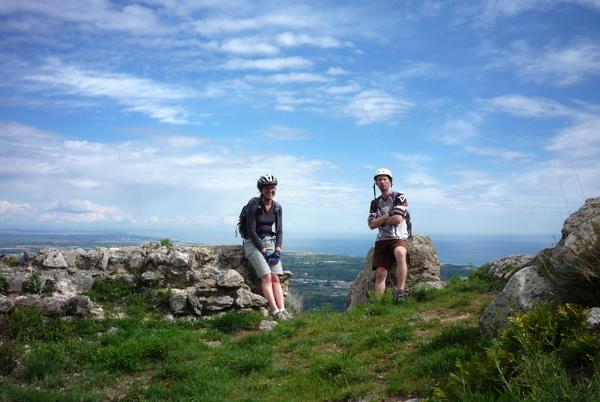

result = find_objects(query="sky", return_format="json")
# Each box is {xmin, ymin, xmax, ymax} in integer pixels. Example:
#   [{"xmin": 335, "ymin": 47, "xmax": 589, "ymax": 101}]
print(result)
[{"xmin": 1, "ymin": 0, "xmax": 599, "ymax": 242}]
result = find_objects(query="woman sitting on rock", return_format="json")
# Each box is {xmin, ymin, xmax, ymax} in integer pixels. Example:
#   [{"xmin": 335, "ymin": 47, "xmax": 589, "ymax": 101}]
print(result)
[{"xmin": 243, "ymin": 174, "xmax": 292, "ymax": 320}]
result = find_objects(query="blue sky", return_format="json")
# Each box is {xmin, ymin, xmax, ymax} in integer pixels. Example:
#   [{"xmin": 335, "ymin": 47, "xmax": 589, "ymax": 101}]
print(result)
[{"xmin": 1, "ymin": 0, "xmax": 599, "ymax": 242}]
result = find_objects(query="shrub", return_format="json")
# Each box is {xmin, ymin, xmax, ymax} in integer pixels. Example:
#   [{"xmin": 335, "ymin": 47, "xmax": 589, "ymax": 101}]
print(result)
[
  {"xmin": 2, "ymin": 256, "xmax": 20, "ymax": 267},
  {"xmin": 0, "ymin": 273, "xmax": 7, "ymax": 293},
  {"xmin": 22, "ymin": 344, "xmax": 67, "ymax": 382},
  {"xmin": 434, "ymin": 303, "xmax": 600, "ymax": 401},
  {"xmin": 0, "ymin": 341, "xmax": 19, "ymax": 375},
  {"xmin": 160, "ymin": 238, "xmax": 173, "ymax": 248},
  {"xmin": 24, "ymin": 272, "xmax": 43, "ymax": 294}
]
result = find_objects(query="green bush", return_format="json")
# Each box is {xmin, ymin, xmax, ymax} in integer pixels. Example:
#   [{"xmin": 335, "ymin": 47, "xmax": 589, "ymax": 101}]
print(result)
[
  {"xmin": 0, "ymin": 341, "xmax": 19, "ymax": 375},
  {"xmin": 22, "ymin": 344, "xmax": 67, "ymax": 382},
  {"xmin": 24, "ymin": 272, "xmax": 43, "ymax": 294},
  {"xmin": 160, "ymin": 238, "xmax": 173, "ymax": 248},
  {"xmin": 94, "ymin": 334, "xmax": 169, "ymax": 372},
  {"xmin": 433, "ymin": 303, "xmax": 600, "ymax": 401},
  {"xmin": 2, "ymin": 256, "xmax": 20, "ymax": 267},
  {"xmin": 0, "ymin": 273, "xmax": 7, "ymax": 293}
]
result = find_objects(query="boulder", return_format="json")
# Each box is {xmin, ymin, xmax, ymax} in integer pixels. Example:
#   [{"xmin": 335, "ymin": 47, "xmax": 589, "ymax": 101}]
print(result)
[
  {"xmin": 480, "ymin": 266, "xmax": 557, "ymax": 337},
  {"xmin": 480, "ymin": 197, "xmax": 600, "ymax": 337},
  {"xmin": 346, "ymin": 235, "xmax": 442, "ymax": 309},
  {"xmin": 485, "ymin": 254, "xmax": 534, "ymax": 280}
]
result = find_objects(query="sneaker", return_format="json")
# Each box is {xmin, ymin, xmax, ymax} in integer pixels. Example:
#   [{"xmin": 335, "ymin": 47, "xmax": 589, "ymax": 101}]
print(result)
[
  {"xmin": 395, "ymin": 289, "xmax": 407, "ymax": 304},
  {"xmin": 272, "ymin": 311, "xmax": 286, "ymax": 321}
]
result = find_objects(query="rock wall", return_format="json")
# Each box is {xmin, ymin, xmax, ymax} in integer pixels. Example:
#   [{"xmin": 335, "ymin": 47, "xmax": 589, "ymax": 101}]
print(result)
[
  {"xmin": 345, "ymin": 235, "xmax": 442, "ymax": 309},
  {"xmin": 0, "ymin": 245, "xmax": 291, "ymax": 319}
]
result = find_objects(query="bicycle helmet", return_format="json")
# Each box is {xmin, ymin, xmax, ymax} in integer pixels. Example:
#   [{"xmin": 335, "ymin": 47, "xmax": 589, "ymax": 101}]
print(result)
[
  {"xmin": 257, "ymin": 174, "xmax": 278, "ymax": 190},
  {"xmin": 374, "ymin": 168, "xmax": 393, "ymax": 183}
]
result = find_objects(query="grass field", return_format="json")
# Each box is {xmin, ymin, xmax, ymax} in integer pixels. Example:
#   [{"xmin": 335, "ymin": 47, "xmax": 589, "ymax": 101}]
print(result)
[{"xmin": 1, "ymin": 270, "xmax": 598, "ymax": 401}]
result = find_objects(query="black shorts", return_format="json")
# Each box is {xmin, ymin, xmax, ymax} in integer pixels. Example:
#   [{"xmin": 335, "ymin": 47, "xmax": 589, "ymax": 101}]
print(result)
[{"xmin": 372, "ymin": 239, "xmax": 408, "ymax": 270}]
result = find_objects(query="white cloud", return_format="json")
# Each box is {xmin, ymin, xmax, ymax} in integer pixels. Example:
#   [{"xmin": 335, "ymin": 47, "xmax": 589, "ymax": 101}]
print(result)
[
  {"xmin": 41, "ymin": 200, "xmax": 133, "ymax": 223},
  {"xmin": 323, "ymin": 82, "xmax": 362, "ymax": 95},
  {"xmin": 219, "ymin": 37, "xmax": 280, "ymax": 56},
  {"xmin": 436, "ymin": 118, "xmax": 479, "ymax": 145},
  {"xmin": 24, "ymin": 60, "xmax": 192, "ymax": 124},
  {"xmin": 502, "ymin": 40, "xmax": 600, "ymax": 86},
  {"xmin": 246, "ymin": 72, "xmax": 328, "ymax": 83},
  {"xmin": 0, "ymin": 200, "xmax": 33, "ymax": 216},
  {"xmin": 483, "ymin": 94, "xmax": 574, "ymax": 118},
  {"xmin": 478, "ymin": 0, "xmax": 600, "ymax": 24},
  {"xmin": 346, "ymin": 89, "xmax": 413, "ymax": 125},
  {"xmin": 326, "ymin": 67, "xmax": 347, "ymax": 76},
  {"xmin": 0, "ymin": 0, "xmax": 167, "ymax": 35},
  {"xmin": 464, "ymin": 145, "xmax": 529, "ymax": 160},
  {"xmin": 192, "ymin": 14, "xmax": 316, "ymax": 36},
  {"xmin": 260, "ymin": 125, "xmax": 310, "ymax": 140},
  {"xmin": 223, "ymin": 57, "xmax": 312, "ymax": 71},
  {"xmin": 546, "ymin": 117, "xmax": 600, "ymax": 158},
  {"xmin": 275, "ymin": 32, "xmax": 348, "ymax": 48}
]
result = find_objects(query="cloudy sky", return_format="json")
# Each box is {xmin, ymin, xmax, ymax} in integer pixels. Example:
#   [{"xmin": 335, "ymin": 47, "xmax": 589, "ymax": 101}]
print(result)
[{"xmin": 1, "ymin": 0, "xmax": 599, "ymax": 242}]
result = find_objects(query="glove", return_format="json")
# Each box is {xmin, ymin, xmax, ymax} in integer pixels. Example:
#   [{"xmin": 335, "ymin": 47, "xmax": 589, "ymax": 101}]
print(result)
[
  {"xmin": 267, "ymin": 251, "xmax": 281, "ymax": 266},
  {"xmin": 262, "ymin": 250, "xmax": 271, "ymax": 262}
]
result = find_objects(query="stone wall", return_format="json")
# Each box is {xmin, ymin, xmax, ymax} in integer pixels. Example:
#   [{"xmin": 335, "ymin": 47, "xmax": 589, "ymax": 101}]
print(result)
[{"xmin": 0, "ymin": 244, "xmax": 291, "ymax": 319}]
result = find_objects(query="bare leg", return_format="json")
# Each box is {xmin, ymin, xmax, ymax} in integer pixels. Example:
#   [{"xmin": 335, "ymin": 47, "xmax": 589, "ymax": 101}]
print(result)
[
  {"xmin": 393, "ymin": 246, "xmax": 408, "ymax": 291},
  {"xmin": 374, "ymin": 267, "xmax": 388, "ymax": 296},
  {"xmin": 271, "ymin": 273, "xmax": 285, "ymax": 310},
  {"xmin": 260, "ymin": 274, "xmax": 278, "ymax": 311}
]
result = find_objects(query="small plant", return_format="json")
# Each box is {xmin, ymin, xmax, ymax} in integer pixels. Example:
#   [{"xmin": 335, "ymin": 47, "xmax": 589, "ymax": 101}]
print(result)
[
  {"xmin": 0, "ymin": 341, "xmax": 19, "ymax": 375},
  {"xmin": 24, "ymin": 272, "xmax": 43, "ymax": 294},
  {"xmin": 2, "ymin": 256, "xmax": 20, "ymax": 267},
  {"xmin": 209, "ymin": 310, "xmax": 263, "ymax": 334},
  {"xmin": 0, "ymin": 273, "xmax": 7, "ymax": 293},
  {"xmin": 160, "ymin": 238, "xmax": 173, "ymax": 248}
]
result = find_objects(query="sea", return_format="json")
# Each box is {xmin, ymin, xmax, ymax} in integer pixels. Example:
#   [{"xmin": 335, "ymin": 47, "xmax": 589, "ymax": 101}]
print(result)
[{"xmin": 0, "ymin": 230, "xmax": 556, "ymax": 311}]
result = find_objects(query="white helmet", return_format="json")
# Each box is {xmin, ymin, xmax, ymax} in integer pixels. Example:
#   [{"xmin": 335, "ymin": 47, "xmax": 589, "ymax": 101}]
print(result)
[{"xmin": 374, "ymin": 168, "xmax": 393, "ymax": 182}]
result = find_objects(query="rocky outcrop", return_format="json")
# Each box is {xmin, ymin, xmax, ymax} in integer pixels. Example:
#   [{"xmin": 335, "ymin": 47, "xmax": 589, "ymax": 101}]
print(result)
[
  {"xmin": 0, "ymin": 245, "xmax": 291, "ymax": 319},
  {"xmin": 485, "ymin": 254, "xmax": 534, "ymax": 281},
  {"xmin": 345, "ymin": 235, "xmax": 442, "ymax": 309},
  {"xmin": 480, "ymin": 197, "xmax": 600, "ymax": 337}
]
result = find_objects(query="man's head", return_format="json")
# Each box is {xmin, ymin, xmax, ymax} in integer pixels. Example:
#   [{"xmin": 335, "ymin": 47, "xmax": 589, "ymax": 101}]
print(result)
[{"xmin": 374, "ymin": 167, "xmax": 392, "ymax": 185}]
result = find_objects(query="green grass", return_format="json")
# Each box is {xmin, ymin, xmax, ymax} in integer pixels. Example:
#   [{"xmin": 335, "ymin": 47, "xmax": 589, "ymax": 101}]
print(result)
[{"xmin": 0, "ymin": 272, "xmax": 598, "ymax": 402}]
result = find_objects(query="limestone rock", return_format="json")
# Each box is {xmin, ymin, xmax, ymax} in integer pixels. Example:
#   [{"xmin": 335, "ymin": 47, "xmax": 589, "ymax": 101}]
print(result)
[
  {"xmin": 236, "ymin": 287, "xmax": 268, "ymax": 308},
  {"xmin": 218, "ymin": 269, "xmax": 245, "ymax": 288},
  {"xmin": 346, "ymin": 235, "xmax": 442, "ymax": 310},
  {"xmin": 42, "ymin": 249, "xmax": 68, "ymax": 269},
  {"xmin": 485, "ymin": 254, "xmax": 534, "ymax": 280},
  {"xmin": 204, "ymin": 295, "xmax": 234, "ymax": 311},
  {"xmin": 40, "ymin": 296, "xmax": 69, "ymax": 317},
  {"xmin": 259, "ymin": 320, "xmax": 278, "ymax": 331},
  {"xmin": 169, "ymin": 289, "xmax": 188, "ymax": 314},
  {"xmin": 480, "ymin": 266, "xmax": 556, "ymax": 337},
  {"xmin": 586, "ymin": 307, "xmax": 600, "ymax": 329},
  {"xmin": 0, "ymin": 296, "xmax": 14, "ymax": 313}
]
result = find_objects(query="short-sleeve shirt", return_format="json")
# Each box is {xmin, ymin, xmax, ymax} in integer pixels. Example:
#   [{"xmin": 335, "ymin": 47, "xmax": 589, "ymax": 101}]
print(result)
[{"xmin": 368, "ymin": 192, "xmax": 409, "ymax": 241}]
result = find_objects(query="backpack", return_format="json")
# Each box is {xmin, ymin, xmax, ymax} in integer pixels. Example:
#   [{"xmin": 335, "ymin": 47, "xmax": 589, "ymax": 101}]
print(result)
[
  {"xmin": 236, "ymin": 197, "xmax": 280, "ymax": 239},
  {"xmin": 371, "ymin": 192, "xmax": 412, "ymax": 238}
]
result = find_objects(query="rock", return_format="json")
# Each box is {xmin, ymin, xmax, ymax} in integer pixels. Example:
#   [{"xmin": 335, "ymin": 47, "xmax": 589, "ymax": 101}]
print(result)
[
  {"xmin": 164, "ymin": 313, "xmax": 175, "ymax": 323},
  {"xmin": 204, "ymin": 295, "xmax": 235, "ymax": 311},
  {"xmin": 586, "ymin": 308, "xmax": 600, "ymax": 329},
  {"xmin": 259, "ymin": 320, "xmax": 278, "ymax": 331},
  {"xmin": 169, "ymin": 289, "xmax": 188, "ymax": 314},
  {"xmin": 169, "ymin": 250, "xmax": 190, "ymax": 267},
  {"xmin": 412, "ymin": 281, "xmax": 445, "ymax": 292},
  {"xmin": 42, "ymin": 249, "xmax": 68, "ymax": 269},
  {"xmin": 68, "ymin": 295, "xmax": 97, "ymax": 317},
  {"xmin": 141, "ymin": 271, "xmax": 164, "ymax": 285},
  {"xmin": 480, "ymin": 266, "xmax": 557, "ymax": 337},
  {"xmin": 0, "ymin": 296, "xmax": 14, "ymax": 313},
  {"xmin": 40, "ymin": 296, "xmax": 68, "ymax": 316},
  {"xmin": 485, "ymin": 254, "xmax": 534, "ymax": 280},
  {"xmin": 346, "ymin": 235, "xmax": 442, "ymax": 310},
  {"xmin": 218, "ymin": 269, "xmax": 245, "ymax": 288},
  {"xmin": 236, "ymin": 287, "xmax": 268, "ymax": 308}
]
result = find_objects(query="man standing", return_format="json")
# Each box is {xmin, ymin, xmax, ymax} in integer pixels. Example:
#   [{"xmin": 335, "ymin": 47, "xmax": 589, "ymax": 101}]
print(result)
[{"xmin": 367, "ymin": 168, "xmax": 410, "ymax": 303}]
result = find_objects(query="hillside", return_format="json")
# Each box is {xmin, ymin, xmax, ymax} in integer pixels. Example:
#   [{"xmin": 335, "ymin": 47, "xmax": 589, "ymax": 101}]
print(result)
[{"xmin": 2, "ymin": 269, "xmax": 598, "ymax": 401}]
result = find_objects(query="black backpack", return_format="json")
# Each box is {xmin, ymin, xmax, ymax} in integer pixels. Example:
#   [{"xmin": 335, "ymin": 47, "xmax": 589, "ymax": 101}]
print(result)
[
  {"xmin": 371, "ymin": 192, "xmax": 412, "ymax": 238},
  {"xmin": 236, "ymin": 197, "xmax": 280, "ymax": 239}
]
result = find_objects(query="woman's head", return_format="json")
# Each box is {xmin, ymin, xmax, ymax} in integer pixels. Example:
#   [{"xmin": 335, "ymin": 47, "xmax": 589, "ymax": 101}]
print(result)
[{"xmin": 257, "ymin": 174, "xmax": 278, "ymax": 199}]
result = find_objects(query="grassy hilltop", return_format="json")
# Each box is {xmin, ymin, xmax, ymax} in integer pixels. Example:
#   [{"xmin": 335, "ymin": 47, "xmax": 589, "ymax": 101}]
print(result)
[{"xmin": 1, "ymin": 268, "xmax": 599, "ymax": 401}]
